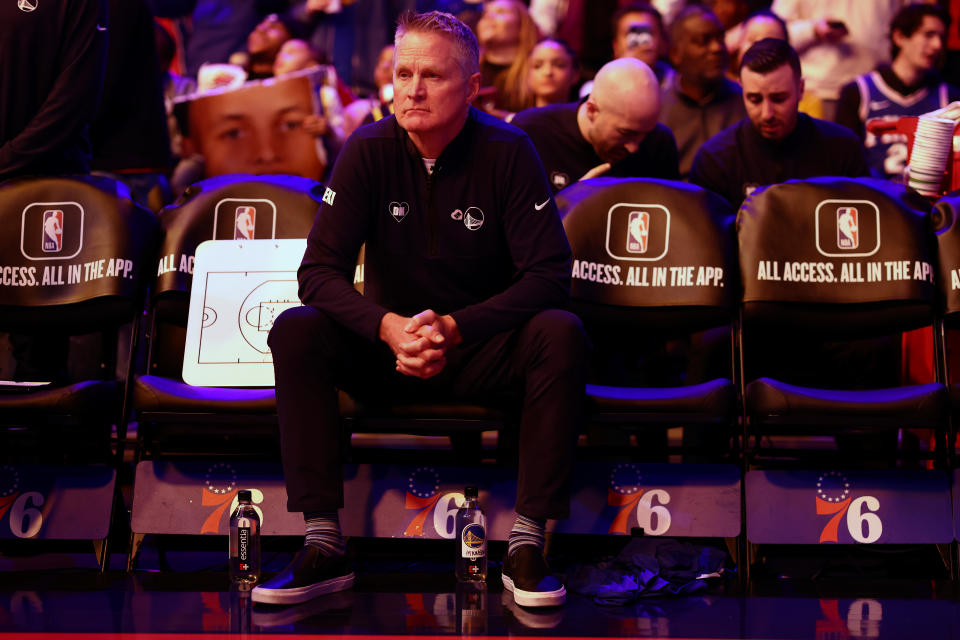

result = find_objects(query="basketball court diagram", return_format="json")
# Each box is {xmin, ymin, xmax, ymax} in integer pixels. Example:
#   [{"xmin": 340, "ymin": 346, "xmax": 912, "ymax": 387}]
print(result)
[
  {"xmin": 198, "ymin": 272, "xmax": 300, "ymax": 362},
  {"xmin": 183, "ymin": 239, "xmax": 306, "ymax": 387}
]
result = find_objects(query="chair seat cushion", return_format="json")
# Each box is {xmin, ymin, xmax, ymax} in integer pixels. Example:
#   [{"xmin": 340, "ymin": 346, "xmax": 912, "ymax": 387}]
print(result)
[
  {"xmin": 133, "ymin": 375, "xmax": 276, "ymax": 413},
  {"xmin": 586, "ymin": 378, "xmax": 734, "ymax": 422},
  {"xmin": 746, "ymin": 377, "xmax": 947, "ymax": 427},
  {"xmin": 0, "ymin": 380, "xmax": 120, "ymax": 417},
  {"xmin": 338, "ymin": 391, "xmax": 506, "ymax": 432}
]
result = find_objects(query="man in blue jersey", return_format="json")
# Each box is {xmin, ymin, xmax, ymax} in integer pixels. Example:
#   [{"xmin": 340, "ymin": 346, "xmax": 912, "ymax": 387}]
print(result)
[{"xmin": 836, "ymin": 4, "xmax": 960, "ymax": 181}]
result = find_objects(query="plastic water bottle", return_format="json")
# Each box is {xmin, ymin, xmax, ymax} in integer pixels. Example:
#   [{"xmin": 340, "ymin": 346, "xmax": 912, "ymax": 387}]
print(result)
[
  {"xmin": 455, "ymin": 486, "xmax": 487, "ymax": 581},
  {"xmin": 229, "ymin": 489, "xmax": 260, "ymax": 584}
]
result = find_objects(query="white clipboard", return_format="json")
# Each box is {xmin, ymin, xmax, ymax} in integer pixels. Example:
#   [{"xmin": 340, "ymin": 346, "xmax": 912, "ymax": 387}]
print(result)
[{"xmin": 182, "ymin": 239, "xmax": 306, "ymax": 387}]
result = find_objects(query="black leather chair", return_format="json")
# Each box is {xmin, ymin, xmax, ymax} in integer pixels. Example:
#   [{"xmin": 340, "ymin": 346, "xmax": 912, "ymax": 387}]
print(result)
[
  {"xmin": 133, "ymin": 173, "xmax": 503, "ymax": 464},
  {"xmin": 557, "ymin": 177, "xmax": 739, "ymax": 460},
  {"xmin": 737, "ymin": 177, "xmax": 948, "ymax": 467},
  {"xmin": 131, "ymin": 174, "xmax": 322, "ymax": 459},
  {"xmin": 0, "ymin": 175, "xmax": 161, "ymax": 462},
  {"xmin": 930, "ymin": 190, "xmax": 960, "ymax": 466}
]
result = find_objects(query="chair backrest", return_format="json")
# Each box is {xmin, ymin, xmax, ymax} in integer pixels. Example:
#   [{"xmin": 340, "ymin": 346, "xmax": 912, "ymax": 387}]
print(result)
[
  {"xmin": 558, "ymin": 177, "xmax": 737, "ymax": 334},
  {"xmin": 0, "ymin": 175, "xmax": 161, "ymax": 334},
  {"xmin": 148, "ymin": 174, "xmax": 322, "ymax": 378},
  {"xmin": 155, "ymin": 174, "xmax": 322, "ymax": 305},
  {"xmin": 738, "ymin": 177, "xmax": 936, "ymax": 336},
  {"xmin": 932, "ymin": 191, "xmax": 960, "ymax": 320}
]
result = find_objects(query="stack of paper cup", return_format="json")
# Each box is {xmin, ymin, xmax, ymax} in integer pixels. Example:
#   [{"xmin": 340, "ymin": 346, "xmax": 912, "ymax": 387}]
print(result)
[{"xmin": 908, "ymin": 115, "xmax": 954, "ymax": 196}]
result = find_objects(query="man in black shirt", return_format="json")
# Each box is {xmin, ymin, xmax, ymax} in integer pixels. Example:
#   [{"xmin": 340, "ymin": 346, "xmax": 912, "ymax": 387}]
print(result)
[
  {"xmin": 690, "ymin": 38, "xmax": 868, "ymax": 208},
  {"xmin": 0, "ymin": 0, "xmax": 107, "ymax": 383},
  {"xmin": 691, "ymin": 38, "xmax": 887, "ymax": 446},
  {"xmin": 90, "ymin": 0, "xmax": 173, "ymax": 210},
  {"xmin": 512, "ymin": 57, "xmax": 679, "ymax": 193},
  {"xmin": 0, "ymin": 0, "xmax": 107, "ymax": 182},
  {"xmin": 255, "ymin": 11, "xmax": 588, "ymax": 610}
]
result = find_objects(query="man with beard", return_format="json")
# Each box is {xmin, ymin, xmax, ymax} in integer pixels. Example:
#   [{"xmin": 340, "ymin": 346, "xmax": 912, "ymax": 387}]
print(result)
[
  {"xmin": 690, "ymin": 37, "xmax": 867, "ymax": 207},
  {"xmin": 659, "ymin": 5, "xmax": 746, "ymax": 177},
  {"xmin": 511, "ymin": 57, "xmax": 678, "ymax": 193}
]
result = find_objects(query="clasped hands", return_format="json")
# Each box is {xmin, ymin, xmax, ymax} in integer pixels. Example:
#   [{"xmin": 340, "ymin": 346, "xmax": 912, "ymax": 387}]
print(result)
[{"xmin": 378, "ymin": 310, "xmax": 461, "ymax": 379}]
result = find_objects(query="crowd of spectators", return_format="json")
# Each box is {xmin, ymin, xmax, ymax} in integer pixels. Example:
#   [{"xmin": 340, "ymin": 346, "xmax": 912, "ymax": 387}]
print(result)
[
  {"xmin": 3, "ymin": 0, "xmax": 956, "ymax": 214},
  {"xmin": 0, "ymin": 1, "xmax": 953, "ymax": 390}
]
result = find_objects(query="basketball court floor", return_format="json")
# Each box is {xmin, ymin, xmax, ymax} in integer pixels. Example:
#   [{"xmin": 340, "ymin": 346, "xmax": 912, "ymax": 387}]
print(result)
[{"xmin": 0, "ymin": 534, "xmax": 956, "ymax": 639}]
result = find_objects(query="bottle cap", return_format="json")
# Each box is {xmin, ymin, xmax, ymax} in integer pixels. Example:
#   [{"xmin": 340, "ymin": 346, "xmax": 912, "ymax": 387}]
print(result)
[
  {"xmin": 238, "ymin": 489, "xmax": 253, "ymax": 502},
  {"xmin": 464, "ymin": 486, "xmax": 478, "ymax": 498}
]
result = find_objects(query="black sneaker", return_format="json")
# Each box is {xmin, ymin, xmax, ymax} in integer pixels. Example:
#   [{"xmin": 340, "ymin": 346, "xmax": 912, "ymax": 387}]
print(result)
[
  {"xmin": 501, "ymin": 545, "xmax": 566, "ymax": 608},
  {"xmin": 252, "ymin": 546, "xmax": 354, "ymax": 605}
]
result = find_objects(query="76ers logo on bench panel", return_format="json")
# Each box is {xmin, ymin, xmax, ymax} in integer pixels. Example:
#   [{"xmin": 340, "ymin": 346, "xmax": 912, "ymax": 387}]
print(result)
[
  {"xmin": 198, "ymin": 462, "xmax": 263, "ymax": 534},
  {"xmin": 606, "ymin": 204, "xmax": 669, "ymax": 261},
  {"xmin": 607, "ymin": 463, "xmax": 672, "ymax": 536},
  {"xmin": 815, "ymin": 471, "xmax": 882, "ymax": 544},
  {"xmin": 0, "ymin": 464, "xmax": 43, "ymax": 538},
  {"xmin": 403, "ymin": 467, "xmax": 466, "ymax": 539},
  {"xmin": 21, "ymin": 202, "xmax": 84, "ymax": 261},
  {"xmin": 213, "ymin": 199, "xmax": 277, "ymax": 240},
  {"xmin": 815, "ymin": 200, "xmax": 880, "ymax": 258}
]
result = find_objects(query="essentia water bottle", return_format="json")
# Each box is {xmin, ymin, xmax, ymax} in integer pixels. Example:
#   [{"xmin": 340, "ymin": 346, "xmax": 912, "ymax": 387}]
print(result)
[
  {"xmin": 455, "ymin": 486, "xmax": 487, "ymax": 582},
  {"xmin": 229, "ymin": 489, "xmax": 261, "ymax": 584}
]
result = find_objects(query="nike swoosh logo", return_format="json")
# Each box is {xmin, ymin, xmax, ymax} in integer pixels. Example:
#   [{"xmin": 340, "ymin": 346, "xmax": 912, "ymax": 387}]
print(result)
[{"xmin": 534, "ymin": 199, "xmax": 549, "ymax": 211}]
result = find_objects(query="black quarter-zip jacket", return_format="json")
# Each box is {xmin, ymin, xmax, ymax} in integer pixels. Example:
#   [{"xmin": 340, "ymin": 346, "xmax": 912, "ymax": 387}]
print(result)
[
  {"xmin": 298, "ymin": 107, "xmax": 572, "ymax": 345},
  {"xmin": 0, "ymin": 0, "xmax": 107, "ymax": 180}
]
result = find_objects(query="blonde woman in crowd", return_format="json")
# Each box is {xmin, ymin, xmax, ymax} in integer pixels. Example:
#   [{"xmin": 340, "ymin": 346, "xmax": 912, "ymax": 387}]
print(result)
[{"xmin": 476, "ymin": 0, "xmax": 540, "ymax": 115}]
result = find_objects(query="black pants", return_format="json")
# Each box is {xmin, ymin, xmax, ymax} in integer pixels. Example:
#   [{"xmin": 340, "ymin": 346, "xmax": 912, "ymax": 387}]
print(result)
[{"xmin": 268, "ymin": 306, "xmax": 590, "ymax": 520}]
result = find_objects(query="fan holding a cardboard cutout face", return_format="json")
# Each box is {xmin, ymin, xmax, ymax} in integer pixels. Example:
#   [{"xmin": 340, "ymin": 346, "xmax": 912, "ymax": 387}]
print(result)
[{"xmin": 173, "ymin": 69, "xmax": 327, "ymax": 190}]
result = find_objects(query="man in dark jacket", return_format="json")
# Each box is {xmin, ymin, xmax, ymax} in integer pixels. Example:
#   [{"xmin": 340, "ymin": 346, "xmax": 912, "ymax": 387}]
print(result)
[
  {"xmin": 0, "ymin": 0, "xmax": 107, "ymax": 182},
  {"xmin": 0, "ymin": 0, "xmax": 107, "ymax": 382},
  {"xmin": 691, "ymin": 38, "xmax": 868, "ymax": 208},
  {"xmin": 255, "ymin": 11, "xmax": 588, "ymax": 611}
]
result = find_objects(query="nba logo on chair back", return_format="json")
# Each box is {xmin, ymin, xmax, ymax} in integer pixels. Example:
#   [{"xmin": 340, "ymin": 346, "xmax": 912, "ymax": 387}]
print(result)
[
  {"xmin": 836, "ymin": 207, "xmax": 859, "ymax": 250},
  {"xmin": 213, "ymin": 199, "xmax": 277, "ymax": 240},
  {"xmin": 21, "ymin": 202, "xmax": 84, "ymax": 260},
  {"xmin": 606, "ymin": 204, "xmax": 669, "ymax": 261},
  {"xmin": 42, "ymin": 210, "xmax": 63, "ymax": 252},
  {"xmin": 627, "ymin": 211, "xmax": 649, "ymax": 254},
  {"xmin": 815, "ymin": 200, "xmax": 880, "ymax": 258},
  {"xmin": 234, "ymin": 206, "xmax": 256, "ymax": 240}
]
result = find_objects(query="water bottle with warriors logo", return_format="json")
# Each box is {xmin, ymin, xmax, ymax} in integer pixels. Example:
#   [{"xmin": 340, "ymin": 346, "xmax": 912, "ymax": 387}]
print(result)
[
  {"xmin": 455, "ymin": 486, "xmax": 487, "ymax": 581},
  {"xmin": 229, "ymin": 489, "xmax": 261, "ymax": 584}
]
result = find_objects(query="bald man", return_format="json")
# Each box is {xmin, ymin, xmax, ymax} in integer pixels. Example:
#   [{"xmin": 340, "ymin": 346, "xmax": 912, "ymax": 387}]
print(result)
[{"xmin": 511, "ymin": 58, "xmax": 679, "ymax": 193}]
